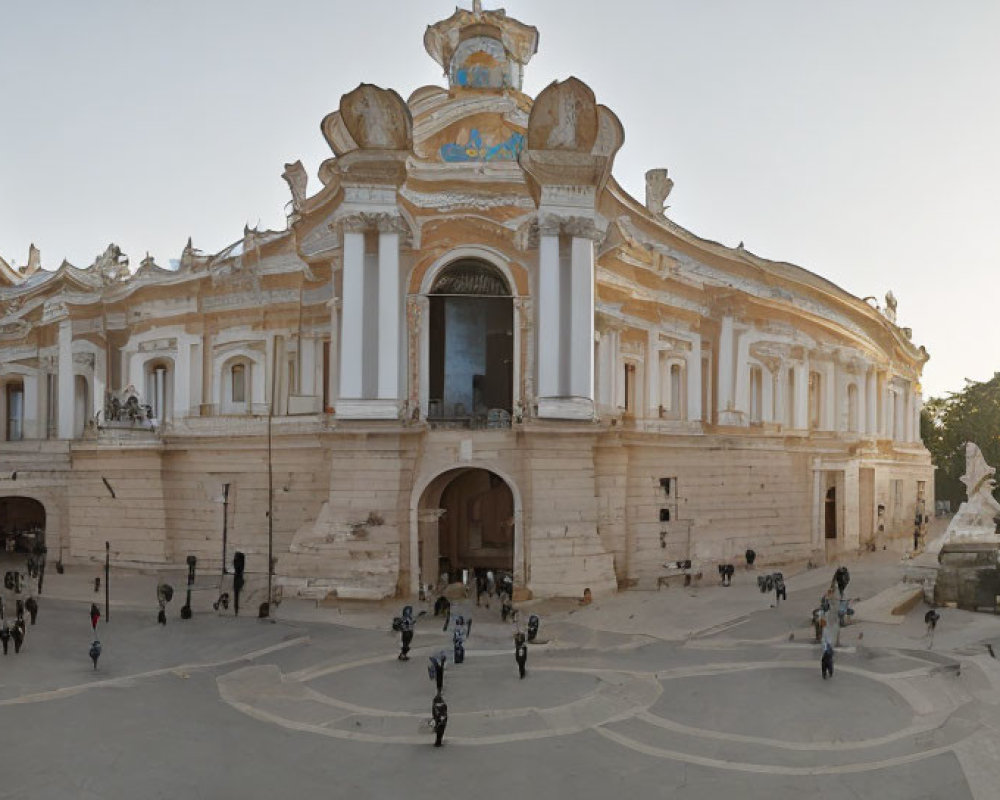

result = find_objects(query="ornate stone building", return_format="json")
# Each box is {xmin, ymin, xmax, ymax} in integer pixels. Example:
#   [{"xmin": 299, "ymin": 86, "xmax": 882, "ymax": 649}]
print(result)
[{"xmin": 0, "ymin": 5, "xmax": 932, "ymax": 599}]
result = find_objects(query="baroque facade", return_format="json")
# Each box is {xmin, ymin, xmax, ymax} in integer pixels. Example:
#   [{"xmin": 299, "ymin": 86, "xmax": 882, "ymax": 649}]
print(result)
[{"xmin": 0, "ymin": 5, "xmax": 932, "ymax": 599}]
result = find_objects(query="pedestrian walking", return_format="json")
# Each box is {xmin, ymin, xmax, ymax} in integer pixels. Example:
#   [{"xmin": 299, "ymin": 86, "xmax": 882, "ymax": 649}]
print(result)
[
  {"xmin": 453, "ymin": 622, "xmax": 466, "ymax": 665},
  {"xmin": 89, "ymin": 639, "xmax": 102, "ymax": 669},
  {"xmin": 475, "ymin": 572, "xmax": 487, "ymax": 608},
  {"xmin": 0, "ymin": 621, "xmax": 9, "ymax": 655},
  {"xmin": 398, "ymin": 608, "xmax": 415, "ymax": 661},
  {"xmin": 486, "ymin": 570, "xmax": 495, "ymax": 598},
  {"xmin": 16, "ymin": 598, "xmax": 25, "ymax": 622},
  {"xmin": 432, "ymin": 693, "xmax": 448, "ymax": 747},
  {"xmin": 773, "ymin": 573, "xmax": 786, "ymax": 605},
  {"xmin": 90, "ymin": 602, "xmax": 101, "ymax": 630},
  {"xmin": 925, "ymin": 609, "xmax": 940, "ymax": 649},
  {"xmin": 821, "ymin": 640, "xmax": 834, "ymax": 679},
  {"xmin": 428, "ymin": 651, "xmax": 446, "ymax": 692},
  {"xmin": 833, "ymin": 566, "xmax": 850, "ymax": 599},
  {"xmin": 501, "ymin": 595, "xmax": 512, "ymax": 623},
  {"xmin": 25, "ymin": 596, "xmax": 38, "ymax": 625},
  {"xmin": 514, "ymin": 632, "xmax": 527, "ymax": 679},
  {"xmin": 12, "ymin": 620, "xmax": 25, "ymax": 654}
]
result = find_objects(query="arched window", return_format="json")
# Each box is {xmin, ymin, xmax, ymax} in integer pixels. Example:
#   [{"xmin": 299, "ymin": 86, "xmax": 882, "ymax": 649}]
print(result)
[
  {"xmin": 144, "ymin": 361, "xmax": 172, "ymax": 422},
  {"xmin": 223, "ymin": 359, "xmax": 252, "ymax": 414},
  {"xmin": 428, "ymin": 260, "xmax": 513, "ymax": 422}
]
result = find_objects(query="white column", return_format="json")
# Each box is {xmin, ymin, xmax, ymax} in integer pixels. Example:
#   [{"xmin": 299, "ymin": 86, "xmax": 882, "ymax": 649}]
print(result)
[
  {"xmin": 823, "ymin": 362, "xmax": 836, "ymax": 430},
  {"xmin": 685, "ymin": 337, "xmax": 702, "ymax": 423},
  {"xmin": 865, "ymin": 369, "xmax": 877, "ymax": 435},
  {"xmin": 762, "ymin": 366, "xmax": 775, "ymax": 423},
  {"xmin": 537, "ymin": 233, "xmax": 561, "ymax": 399},
  {"xmin": 596, "ymin": 330, "xmax": 611, "ymax": 409},
  {"xmin": 57, "ymin": 319, "xmax": 74, "ymax": 439},
  {"xmin": 647, "ymin": 333, "xmax": 660, "ymax": 417},
  {"xmin": 300, "ymin": 336, "xmax": 317, "ymax": 397},
  {"xmin": 733, "ymin": 331, "xmax": 750, "ymax": 419},
  {"xmin": 329, "ymin": 300, "xmax": 340, "ymax": 411},
  {"xmin": 377, "ymin": 231, "xmax": 400, "ymax": 401},
  {"xmin": 569, "ymin": 236, "xmax": 594, "ymax": 403},
  {"xmin": 22, "ymin": 374, "xmax": 39, "ymax": 439},
  {"xmin": 173, "ymin": 341, "xmax": 191, "ymax": 419},
  {"xmin": 339, "ymin": 232, "xmax": 365, "ymax": 400},
  {"xmin": 154, "ymin": 366, "xmax": 166, "ymax": 421},
  {"xmin": 716, "ymin": 316, "xmax": 734, "ymax": 415},
  {"xmin": 792, "ymin": 362, "xmax": 808, "ymax": 429},
  {"xmin": 773, "ymin": 363, "xmax": 786, "ymax": 426}
]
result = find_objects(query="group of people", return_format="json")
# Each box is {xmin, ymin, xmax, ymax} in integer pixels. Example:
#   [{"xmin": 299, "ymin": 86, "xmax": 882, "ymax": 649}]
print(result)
[
  {"xmin": 0, "ymin": 568, "xmax": 40, "ymax": 657},
  {"xmin": 399, "ymin": 573, "xmax": 538, "ymax": 747}
]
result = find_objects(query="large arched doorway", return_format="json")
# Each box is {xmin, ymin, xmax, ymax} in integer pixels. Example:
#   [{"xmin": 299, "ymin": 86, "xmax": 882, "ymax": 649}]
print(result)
[
  {"xmin": 415, "ymin": 468, "xmax": 516, "ymax": 591},
  {"xmin": 0, "ymin": 496, "xmax": 46, "ymax": 554},
  {"xmin": 427, "ymin": 260, "xmax": 513, "ymax": 425}
]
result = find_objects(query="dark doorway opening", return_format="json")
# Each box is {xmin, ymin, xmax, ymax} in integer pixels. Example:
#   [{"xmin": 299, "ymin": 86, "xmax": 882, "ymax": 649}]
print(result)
[
  {"xmin": 825, "ymin": 486, "xmax": 837, "ymax": 540},
  {"xmin": 0, "ymin": 496, "xmax": 46, "ymax": 554},
  {"xmin": 426, "ymin": 468, "xmax": 514, "ymax": 584}
]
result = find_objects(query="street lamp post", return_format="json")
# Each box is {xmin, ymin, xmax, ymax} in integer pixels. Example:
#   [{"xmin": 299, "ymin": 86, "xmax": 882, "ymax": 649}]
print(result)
[{"xmin": 104, "ymin": 541, "xmax": 110, "ymax": 621}]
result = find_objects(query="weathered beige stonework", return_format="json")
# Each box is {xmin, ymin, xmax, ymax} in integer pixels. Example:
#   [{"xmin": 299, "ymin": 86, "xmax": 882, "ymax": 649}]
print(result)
[{"xmin": 0, "ymin": 4, "xmax": 932, "ymax": 600}]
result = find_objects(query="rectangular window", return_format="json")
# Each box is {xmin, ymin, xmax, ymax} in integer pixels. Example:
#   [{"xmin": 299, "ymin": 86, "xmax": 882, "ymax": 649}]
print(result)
[
  {"xmin": 749, "ymin": 365, "xmax": 763, "ymax": 424},
  {"xmin": 231, "ymin": 364, "xmax": 246, "ymax": 404},
  {"xmin": 624, "ymin": 363, "xmax": 636, "ymax": 416},
  {"xmin": 6, "ymin": 383, "xmax": 24, "ymax": 441}
]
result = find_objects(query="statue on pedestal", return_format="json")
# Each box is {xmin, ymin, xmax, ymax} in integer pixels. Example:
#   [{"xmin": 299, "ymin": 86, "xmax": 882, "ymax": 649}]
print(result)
[{"xmin": 927, "ymin": 442, "xmax": 1000, "ymax": 554}]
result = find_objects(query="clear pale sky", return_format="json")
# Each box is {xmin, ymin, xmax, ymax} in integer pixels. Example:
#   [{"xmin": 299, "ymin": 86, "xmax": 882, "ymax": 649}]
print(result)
[{"xmin": 2, "ymin": 1, "xmax": 997, "ymax": 399}]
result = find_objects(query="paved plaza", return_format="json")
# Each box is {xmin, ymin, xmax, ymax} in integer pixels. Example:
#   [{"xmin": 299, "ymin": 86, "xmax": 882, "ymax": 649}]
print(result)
[{"xmin": 2, "ymin": 550, "xmax": 999, "ymax": 799}]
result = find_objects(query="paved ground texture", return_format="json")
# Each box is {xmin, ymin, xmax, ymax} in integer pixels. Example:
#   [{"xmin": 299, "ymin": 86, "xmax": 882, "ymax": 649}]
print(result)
[{"xmin": 1, "ymin": 546, "xmax": 999, "ymax": 799}]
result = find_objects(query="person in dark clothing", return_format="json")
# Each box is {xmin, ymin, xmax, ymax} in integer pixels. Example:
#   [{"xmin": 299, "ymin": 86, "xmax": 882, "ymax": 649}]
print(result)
[
  {"xmin": 15, "ymin": 598, "xmax": 24, "ymax": 622},
  {"xmin": 432, "ymin": 693, "xmax": 448, "ymax": 747},
  {"xmin": 833, "ymin": 566, "xmax": 850, "ymax": 599},
  {"xmin": 453, "ymin": 621, "xmax": 466, "ymax": 664},
  {"xmin": 514, "ymin": 632, "xmax": 528, "ymax": 679},
  {"xmin": 821, "ymin": 640, "xmax": 834, "ymax": 679},
  {"xmin": 428, "ymin": 651, "xmax": 447, "ymax": 692},
  {"xmin": 90, "ymin": 639, "xmax": 102, "ymax": 669},
  {"xmin": 501, "ymin": 596, "xmax": 512, "ymax": 623},
  {"xmin": 773, "ymin": 573, "xmax": 786, "ymax": 605},
  {"xmin": 25, "ymin": 596, "xmax": 38, "ymax": 625},
  {"xmin": 398, "ymin": 609, "xmax": 415, "ymax": 661},
  {"xmin": 475, "ymin": 573, "xmax": 487, "ymax": 607},
  {"xmin": 0, "ymin": 621, "xmax": 9, "ymax": 655},
  {"xmin": 12, "ymin": 620, "xmax": 25, "ymax": 654},
  {"xmin": 90, "ymin": 603, "xmax": 101, "ymax": 630}
]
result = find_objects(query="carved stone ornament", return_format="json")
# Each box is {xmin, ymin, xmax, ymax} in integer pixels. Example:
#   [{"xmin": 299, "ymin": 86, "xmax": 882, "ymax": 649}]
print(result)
[
  {"xmin": 527, "ymin": 77, "xmax": 598, "ymax": 152},
  {"xmin": 337, "ymin": 212, "xmax": 412, "ymax": 243},
  {"xmin": 41, "ymin": 299, "xmax": 69, "ymax": 323},
  {"xmin": 537, "ymin": 214, "xmax": 603, "ymax": 241},
  {"xmin": 337, "ymin": 84, "xmax": 412, "ymax": 152},
  {"xmin": 72, "ymin": 352, "xmax": 96, "ymax": 369},
  {"xmin": 884, "ymin": 291, "xmax": 897, "ymax": 324},
  {"xmin": 282, "ymin": 160, "xmax": 309, "ymax": 211},
  {"xmin": 94, "ymin": 243, "xmax": 130, "ymax": 284},
  {"xmin": 645, "ymin": 168, "xmax": 673, "ymax": 216}
]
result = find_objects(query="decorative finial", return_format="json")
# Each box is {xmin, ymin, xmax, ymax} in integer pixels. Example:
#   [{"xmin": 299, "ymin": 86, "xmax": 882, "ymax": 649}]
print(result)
[{"xmin": 472, "ymin": 0, "xmax": 483, "ymax": 15}]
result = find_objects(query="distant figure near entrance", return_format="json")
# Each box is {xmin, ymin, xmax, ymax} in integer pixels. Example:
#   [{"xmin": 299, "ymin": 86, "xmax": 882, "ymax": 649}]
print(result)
[{"xmin": 821, "ymin": 641, "xmax": 834, "ymax": 679}]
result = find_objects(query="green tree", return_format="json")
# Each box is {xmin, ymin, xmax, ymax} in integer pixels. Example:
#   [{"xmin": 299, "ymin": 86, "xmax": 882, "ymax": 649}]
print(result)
[{"xmin": 922, "ymin": 373, "xmax": 1000, "ymax": 506}]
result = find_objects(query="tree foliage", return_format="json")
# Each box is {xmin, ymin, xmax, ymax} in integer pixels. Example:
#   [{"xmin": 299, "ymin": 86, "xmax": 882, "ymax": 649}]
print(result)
[{"xmin": 921, "ymin": 373, "xmax": 1000, "ymax": 505}]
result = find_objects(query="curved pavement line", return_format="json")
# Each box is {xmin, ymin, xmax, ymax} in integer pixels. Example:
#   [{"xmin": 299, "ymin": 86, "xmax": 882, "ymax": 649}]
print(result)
[
  {"xmin": 217, "ymin": 664, "xmax": 663, "ymax": 745},
  {"xmin": 0, "ymin": 635, "xmax": 309, "ymax": 707},
  {"xmin": 594, "ymin": 725, "xmax": 957, "ymax": 775},
  {"xmin": 633, "ymin": 709, "xmax": 951, "ymax": 752}
]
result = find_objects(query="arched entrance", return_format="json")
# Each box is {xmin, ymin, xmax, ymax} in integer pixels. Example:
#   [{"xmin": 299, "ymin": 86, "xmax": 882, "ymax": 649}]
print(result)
[
  {"xmin": 427, "ymin": 260, "xmax": 513, "ymax": 424},
  {"xmin": 414, "ymin": 468, "xmax": 518, "ymax": 592},
  {"xmin": 0, "ymin": 496, "xmax": 46, "ymax": 554}
]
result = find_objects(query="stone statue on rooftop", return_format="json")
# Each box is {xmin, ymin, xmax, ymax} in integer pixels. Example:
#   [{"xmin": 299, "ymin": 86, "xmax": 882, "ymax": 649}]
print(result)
[{"xmin": 645, "ymin": 169, "xmax": 673, "ymax": 217}]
